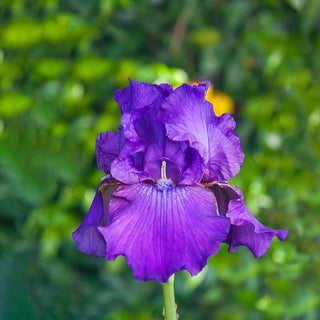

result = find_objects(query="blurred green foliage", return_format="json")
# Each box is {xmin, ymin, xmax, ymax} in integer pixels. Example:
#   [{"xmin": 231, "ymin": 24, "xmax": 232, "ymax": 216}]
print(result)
[{"xmin": 0, "ymin": 0, "xmax": 319, "ymax": 319}]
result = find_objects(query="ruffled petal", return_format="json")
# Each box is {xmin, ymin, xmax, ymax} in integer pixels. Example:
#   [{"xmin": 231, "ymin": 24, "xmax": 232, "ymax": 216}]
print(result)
[
  {"xmin": 72, "ymin": 178, "xmax": 119, "ymax": 257},
  {"xmin": 98, "ymin": 183, "xmax": 230, "ymax": 283},
  {"xmin": 113, "ymin": 86, "xmax": 131, "ymax": 114},
  {"xmin": 96, "ymin": 129, "xmax": 125, "ymax": 173},
  {"xmin": 113, "ymin": 104, "xmax": 204, "ymax": 185},
  {"xmin": 115, "ymin": 80, "xmax": 172, "ymax": 142},
  {"xmin": 110, "ymin": 141, "xmax": 152, "ymax": 184},
  {"xmin": 203, "ymin": 114, "xmax": 244, "ymax": 182},
  {"xmin": 111, "ymin": 81, "xmax": 206, "ymax": 185},
  {"xmin": 114, "ymin": 79, "xmax": 172, "ymax": 114},
  {"xmin": 208, "ymin": 182, "xmax": 289, "ymax": 258},
  {"xmin": 178, "ymin": 147, "xmax": 205, "ymax": 185},
  {"xmin": 159, "ymin": 82, "xmax": 213, "ymax": 163},
  {"xmin": 159, "ymin": 83, "xmax": 244, "ymax": 182},
  {"xmin": 134, "ymin": 107, "xmax": 166, "ymax": 144},
  {"xmin": 226, "ymin": 200, "xmax": 289, "ymax": 257}
]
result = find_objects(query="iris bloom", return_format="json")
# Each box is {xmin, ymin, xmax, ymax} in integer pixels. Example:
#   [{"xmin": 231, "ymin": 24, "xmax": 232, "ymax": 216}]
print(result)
[{"xmin": 73, "ymin": 80, "xmax": 288, "ymax": 283}]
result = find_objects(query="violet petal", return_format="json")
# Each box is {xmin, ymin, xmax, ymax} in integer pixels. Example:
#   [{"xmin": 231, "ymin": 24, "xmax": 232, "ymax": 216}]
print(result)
[
  {"xmin": 110, "ymin": 140, "xmax": 152, "ymax": 184},
  {"xmin": 160, "ymin": 83, "xmax": 244, "ymax": 182},
  {"xmin": 203, "ymin": 114, "xmax": 244, "ymax": 182},
  {"xmin": 226, "ymin": 199, "xmax": 289, "ymax": 257},
  {"xmin": 96, "ymin": 129, "xmax": 125, "ymax": 174},
  {"xmin": 72, "ymin": 178, "xmax": 119, "ymax": 257},
  {"xmin": 98, "ymin": 183, "xmax": 230, "ymax": 283},
  {"xmin": 209, "ymin": 182, "xmax": 289, "ymax": 258},
  {"xmin": 115, "ymin": 80, "xmax": 172, "ymax": 142},
  {"xmin": 160, "ymin": 83, "xmax": 213, "ymax": 163}
]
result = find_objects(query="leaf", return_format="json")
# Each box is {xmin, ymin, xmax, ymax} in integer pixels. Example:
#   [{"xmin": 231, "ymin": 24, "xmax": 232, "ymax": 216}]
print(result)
[
  {"xmin": 0, "ymin": 19, "xmax": 42, "ymax": 48},
  {"xmin": 0, "ymin": 92, "xmax": 32, "ymax": 117}
]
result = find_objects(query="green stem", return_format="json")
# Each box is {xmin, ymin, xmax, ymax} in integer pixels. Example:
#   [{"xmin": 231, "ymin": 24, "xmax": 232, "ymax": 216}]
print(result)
[{"xmin": 162, "ymin": 275, "xmax": 177, "ymax": 320}]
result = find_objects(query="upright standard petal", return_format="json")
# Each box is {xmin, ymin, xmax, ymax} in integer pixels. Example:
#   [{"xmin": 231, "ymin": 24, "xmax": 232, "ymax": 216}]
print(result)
[
  {"xmin": 209, "ymin": 182, "xmax": 289, "ymax": 258},
  {"xmin": 98, "ymin": 183, "xmax": 230, "ymax": 283},
  {"xmin": 160, "ymin": 83, "xmax": 244, "ymax": 182},
  {"xmin": 115, "ymin": 80, "xmax": 172, "ymax": 142},
  {"xmin": 110, "ymin": 140, "xmax": 152, "ymax": 184},
  {"xmin": 72, "ymin": 178, "xmax": 119, "ymax": 257},
  {"xmin": 159, "ymin": 83, "xmax": 213, "ymax": 163},
  {"xmin": 113, "ymin": 101, "xmax": 204, "ymax": 185},
  {"xmin": 203, "ymin": 114, "xmax": 244, "ymax": 182},
  {"xmin": 114, "ymin": 79, "xmax": 172, "ymax": 114},
  {"xmin": 96, "ymin": 129, "xmax": 125, "ymax": 174},
  {"xmin": 178, "ymin": 147, "xmax": 205, "ymax": 186}
]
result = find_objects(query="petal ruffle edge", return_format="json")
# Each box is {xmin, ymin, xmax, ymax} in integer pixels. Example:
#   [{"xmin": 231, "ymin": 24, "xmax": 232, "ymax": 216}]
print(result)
[
  {"xmin": 159, "ymin": 83, "xmax": 244, "ymax": 182},
  {"xmin": 208, "ymin": 182, "xmax": 289, "ymax": 258},
  {"xmin": 203, "ymin": 114, "xmax": 244, "ymax": 182},
  {"xmin": 159, "ymin": 82, "xmax": 213, "ymax": 164},
  {"xmin": 98, "ymin": 183, "xmax": 230, "ymax": 283},
  {"xmin": 114, "ymin": 79, "xmax": 172, "ymax": 115},
  {"xmin": 226, "ymin": 199, "xmax": 289, "ymax": 258}
]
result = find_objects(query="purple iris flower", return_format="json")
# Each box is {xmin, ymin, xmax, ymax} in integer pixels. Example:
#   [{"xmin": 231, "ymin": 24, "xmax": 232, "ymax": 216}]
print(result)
[{"xmin": 73, "ymin": 80, "xmax": 289, "ymax": 283}]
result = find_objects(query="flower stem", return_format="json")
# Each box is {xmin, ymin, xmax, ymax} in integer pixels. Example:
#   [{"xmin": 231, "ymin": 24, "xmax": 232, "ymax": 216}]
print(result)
[{"xmin": 162, "ymin": 275, "xmax": 178, "ymax": 320}]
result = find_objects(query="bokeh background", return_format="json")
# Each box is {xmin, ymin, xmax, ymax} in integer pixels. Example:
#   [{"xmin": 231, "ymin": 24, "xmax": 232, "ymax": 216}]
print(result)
[{"xmin": 0, "ymin": 0, "xmax": 319, "ymax": 319}]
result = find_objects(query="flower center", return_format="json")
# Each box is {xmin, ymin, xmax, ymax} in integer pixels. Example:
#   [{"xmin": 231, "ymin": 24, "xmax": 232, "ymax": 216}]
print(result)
[{"xmin": 157, "ymin": 161, "xmax": 173, "ymax": 191}]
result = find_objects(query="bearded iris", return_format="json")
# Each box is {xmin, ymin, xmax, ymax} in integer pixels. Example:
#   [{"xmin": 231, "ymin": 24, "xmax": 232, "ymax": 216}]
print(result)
[{"xmin": 73, "ymin": 80, "xmax": 288, "ymax": 284}]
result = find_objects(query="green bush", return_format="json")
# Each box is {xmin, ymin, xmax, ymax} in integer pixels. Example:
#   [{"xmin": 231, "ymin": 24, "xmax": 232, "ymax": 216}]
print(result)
[{"xmin": 0, "ymin": 1, "xmax": 319, "ymax": 319}]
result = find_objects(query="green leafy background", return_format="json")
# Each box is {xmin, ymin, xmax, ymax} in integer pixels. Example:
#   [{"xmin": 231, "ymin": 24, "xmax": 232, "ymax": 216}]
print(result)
[{"xmin": 0, "ymin": 0, "xmax": 319, "ymax": 319}]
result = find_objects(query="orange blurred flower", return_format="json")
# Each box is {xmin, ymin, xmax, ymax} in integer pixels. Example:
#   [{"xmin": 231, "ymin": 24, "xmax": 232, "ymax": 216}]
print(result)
[{"xmin": 191, "ymin": 81, "xmax": 234, "ymax": 116}]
